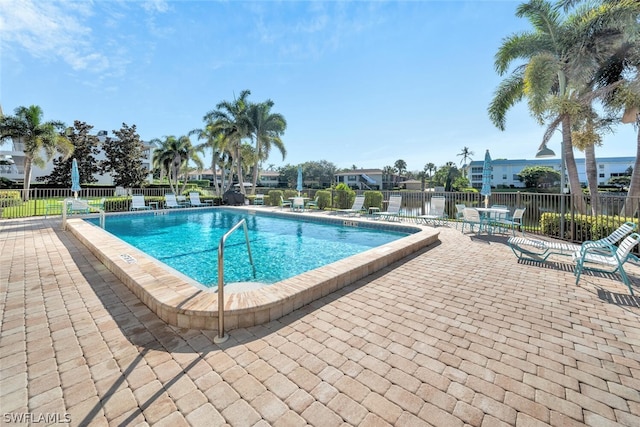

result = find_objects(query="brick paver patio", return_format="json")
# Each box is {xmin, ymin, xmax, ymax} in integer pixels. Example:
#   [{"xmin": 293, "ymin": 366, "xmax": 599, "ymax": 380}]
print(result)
[{"xmin": 1, "ymin": 216, "xmax": 639, "ymax": 426}]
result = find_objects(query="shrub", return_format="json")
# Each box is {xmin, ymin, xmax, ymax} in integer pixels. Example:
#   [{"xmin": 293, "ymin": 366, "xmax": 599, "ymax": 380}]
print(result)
[
  {"xmin": 334, "ymin": 183, "xmax": 355, "ymax": 209},
  {"xmin": 363, "ymin": 191, "xmax": 383, "ymax": 209},
  {"xmin": 539, "ymin": 212, "xmax": 637, "ymax": 240},
  {"xmin": 0, "ymin": 190, "xmax": 22, "ymax": 207},
  {"xmin": 316, "ymin": 190, "xmax": 331, "ymax": 210},
  {"xmin": 268, "ymin": 190, "xmax": 283, "ymax": 206}
]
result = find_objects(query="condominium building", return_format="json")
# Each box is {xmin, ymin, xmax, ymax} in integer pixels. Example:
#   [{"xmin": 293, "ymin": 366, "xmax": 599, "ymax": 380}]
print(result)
[
  {"xmin": 0, "ymin": 131, "xmax": 156, "ymax": 185},
  {"xmin": 466, "ymin": 156, "xmax": 635, "ymax": 190}
]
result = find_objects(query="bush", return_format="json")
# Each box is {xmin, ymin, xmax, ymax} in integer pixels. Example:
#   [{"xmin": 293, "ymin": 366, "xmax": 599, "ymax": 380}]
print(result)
[
  {"xmin": 316, "ymin": 190, "xmax": 332, "ymax": 210},
  {"xmin": 268, "ymin": 190, "xmax": 283, "ymax": 207},
  {"xmin": 363, "ymin": 191, "xmax": 383, "ymax": 209},
  {"xmin": 539, "ymin": 212, "xmax": 637, "ymax": 240},
  {"xmin": 0, "ymin": 190, "xmax": 22, "ymax": 207},
  {"xmin": 334, "ymin": 183, "xmax": 355, "ymax": 209}
]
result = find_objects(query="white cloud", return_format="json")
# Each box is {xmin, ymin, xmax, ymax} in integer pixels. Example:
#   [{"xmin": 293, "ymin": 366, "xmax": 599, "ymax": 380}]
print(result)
[{"xmin": 0, "ymin": 0, "xmax": 109, "ymax": 72}]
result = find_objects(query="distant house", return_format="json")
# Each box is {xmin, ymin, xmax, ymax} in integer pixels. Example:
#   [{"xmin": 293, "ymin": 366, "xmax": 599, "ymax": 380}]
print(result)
[
  {"xmin": 402, "ymin": 179, "xmax": 423, "ymax": 191},
  {"xmin": 334, "ymin": 169, "xmax": 404, "ymax": 190}
]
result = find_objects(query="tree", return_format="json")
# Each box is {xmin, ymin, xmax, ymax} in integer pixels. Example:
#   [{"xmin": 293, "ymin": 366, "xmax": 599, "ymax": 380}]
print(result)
[
  {"xmin": 457, "ymin": 147, "xmax": 474, "ymax": 170},
  {"xmin": 301, "ymin": 160, "xmax": 337, "ymax": 188},
  {"xmin": 425, "ymin": 163, "xmax": 437, "ymax": 190},
  {"xmin": 382, "ymin": 165, "xmax": 396, "ymax": 190},
  {"xmin": 433, "ymin": 162, "xmax": 462, "ymax": 191},
  {"xmin": 205, "ymin": 90, "xmax": 252, "ymax": 194},
  {"xmin": 394, "ymin": 159, "xmax": 407, "ymax": 176},
  {"xmin": 152, "ymin": 135, "xmax": 203, "ymax": 194},
  {"xmin": 489, "ymin": 0, "xmax": 590, "ymax": 213},
  {"xmin": 190, "ymin": 123, "xmax": 227, "ymax": 196},
  {"xmin": 101, "ymin": 123, "xmax": 148, "ymax": 187},
  {"xmin": 0, "ymin": 105, "xmax": 73, "ymax": 200},
  {"xmin": 517, "ymin": 165, "xmax": 561, "ymax": 188},
  {"xmin": 37, "ymin": 121, "xmax": 100, "ymax": 186},
  {"xmin": 247, "ymin": 100, "xmax": 287, "ymax": 194}
]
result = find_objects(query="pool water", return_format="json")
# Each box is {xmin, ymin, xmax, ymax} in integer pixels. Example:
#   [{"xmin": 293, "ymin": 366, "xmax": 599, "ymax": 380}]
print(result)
[{"xmin": 88, "ymin": 209, "xmax": 412, "ymax": 287}]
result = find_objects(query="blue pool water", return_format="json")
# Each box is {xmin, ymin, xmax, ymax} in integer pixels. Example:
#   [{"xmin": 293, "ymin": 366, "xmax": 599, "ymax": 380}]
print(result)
[{"xmin": 87, "ymin": 209, "xmax": 412, "ymax": 287}]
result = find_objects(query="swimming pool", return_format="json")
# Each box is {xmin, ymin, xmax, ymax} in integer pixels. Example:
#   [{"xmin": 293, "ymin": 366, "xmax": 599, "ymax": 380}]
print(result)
[
  {"xmin": 68, "ymin": 207, "xmax": 439, "ymax": 330},
  {"xmin": 87, "ymin": 209, "xmax": 413, "ymax": 287}
]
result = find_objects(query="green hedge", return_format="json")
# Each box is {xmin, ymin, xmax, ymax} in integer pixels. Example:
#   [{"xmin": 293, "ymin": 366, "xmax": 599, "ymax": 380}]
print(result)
[
  {"xmin": 333, "ymin": 184, "xmax": 355, "ymax": 209},
  {"xmin": 316, "ymin": 190, "xmax": 331, "ymax": 210},
  {"xmin": 540, "ymin": 212, "xmax": 638, "ymax": 240},
  {"xmin": 268, "ymin": 190, "xmax": 283, "ymax": 206},
  {"xmin": 363, "ymin": 191, "xmax": 383, "ymax": 209}
]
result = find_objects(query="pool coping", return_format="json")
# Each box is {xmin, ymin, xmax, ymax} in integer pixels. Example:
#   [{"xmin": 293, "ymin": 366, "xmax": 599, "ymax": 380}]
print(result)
[{"xmin": 66, "ymin": 207, "xmax": 440, "ymax": 331}]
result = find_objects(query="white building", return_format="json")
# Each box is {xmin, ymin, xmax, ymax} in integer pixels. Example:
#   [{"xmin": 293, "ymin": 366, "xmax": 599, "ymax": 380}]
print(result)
[
  {"xmin": 467, "ymin": 156, "xmax": 635, "ymax": 189},
  {"xmin": 0, "ymin": 131, "xmax": 156, "ymax": 185}
]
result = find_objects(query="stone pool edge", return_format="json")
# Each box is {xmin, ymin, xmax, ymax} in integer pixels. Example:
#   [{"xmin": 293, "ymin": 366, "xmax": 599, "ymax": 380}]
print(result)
[{"xmin": 66, "ymin": 213, "xmax": 439, "ymax": 331}]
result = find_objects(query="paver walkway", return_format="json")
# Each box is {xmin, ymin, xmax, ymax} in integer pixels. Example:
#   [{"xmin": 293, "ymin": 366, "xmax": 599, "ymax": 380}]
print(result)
[{"xmin": 1, "ymin": 217, "xmax": 639, "ymax": 426}]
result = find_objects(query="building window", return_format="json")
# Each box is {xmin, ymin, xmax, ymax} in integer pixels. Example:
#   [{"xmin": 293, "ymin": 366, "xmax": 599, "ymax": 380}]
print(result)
[
  {"xmin": 513, "ymin": 174, "xmax": 519, "ymax": 180},
  {"xmin": 472, "ymin": 174, "xmax": 482, "ymax": 181},
  {"xmin": 502, "ymin": 174, "xmax": 507, "ymax": 180},
  {"xmin": 599, "ymin": 173, "xmax": 605, "ymax": 178},
  {"xmin": 471, "ymin": 167, "xmax": 483, "ymax": 173},
  {"xmin": 599, "ymin": 164, "xmax": 604, "ymax": 169}
]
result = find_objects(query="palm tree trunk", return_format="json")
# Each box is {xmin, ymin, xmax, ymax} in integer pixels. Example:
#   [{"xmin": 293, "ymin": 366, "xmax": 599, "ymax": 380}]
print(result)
[
  {"xmin": 562, "ymin": 115, "xmax": 586, "ymax": 214},
  {"xmin": 22, "ymin": 156, "xmax": 33, "ymax": 202},
  {"xmin": 211, "ymin": 156, "xmax": 220, "ymax": 197},
  {"xmin": 584, "ymin": 144, "xmax": 599, "ymax": 216},
  {"xmin": 236, "ymin": 146, "xmax": 245, "ymax": 195},
  {"xmin": 620, "ymin": 114, "xmax": 640, "ymax": 217}
]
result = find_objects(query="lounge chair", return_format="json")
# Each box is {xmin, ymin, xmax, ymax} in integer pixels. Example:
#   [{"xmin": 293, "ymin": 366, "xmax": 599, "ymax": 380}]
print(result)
[
  {"xmin": 337, "ymin": 195, "xmax": 365, "ymax": 216},
  {"xmin": 254, "ymin": 194, "xmax": 264, "ymax": 205},
  {"xmin": 454, "ymin": 203, "xmax": 466, "ymax": 229},
  {"xmin": 130, "ymin": 195, "xmax": 151, "ymax": 211},
  {"xmin": 189, "ymin": 192, "xmax": 212, "ymax": 207},
  {"xmin": 508, "ymin": 221, "xmax": 637, "ymax": 262},
  {"xmin": 373, "ymin": 195, "xmax": 402, "ymax": 222},
  {"xmin": 573, "ymin": 232, "xmax": 640, "ymax": 296},
  {"xmin": 164, "ymin": 193, "xmax": 184, "ymax": 209},
  {"xmin": 280, "ymin": 196, "xmax": 292, "ymax": 209},
  {"xmin": 416, "ymin": 196, "xmax": 447, "ymax": 226}
]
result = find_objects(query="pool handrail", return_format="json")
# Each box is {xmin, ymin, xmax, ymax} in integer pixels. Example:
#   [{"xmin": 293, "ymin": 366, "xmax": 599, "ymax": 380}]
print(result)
[{"xmin": 215, "ymin": 218, "xmax": 255, "ymax": 343}]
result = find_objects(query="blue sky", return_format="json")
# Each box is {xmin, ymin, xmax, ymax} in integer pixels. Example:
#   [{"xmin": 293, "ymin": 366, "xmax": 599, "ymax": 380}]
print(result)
[{"xmin": 1, "ymin": 0, "xmax": 636, "ymax": 173}]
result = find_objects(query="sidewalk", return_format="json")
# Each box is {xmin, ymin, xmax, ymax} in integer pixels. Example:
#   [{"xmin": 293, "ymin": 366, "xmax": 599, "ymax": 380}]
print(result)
[{"xmin": 1, "ymin": 217, "xmax": 639, "ymax": 426}]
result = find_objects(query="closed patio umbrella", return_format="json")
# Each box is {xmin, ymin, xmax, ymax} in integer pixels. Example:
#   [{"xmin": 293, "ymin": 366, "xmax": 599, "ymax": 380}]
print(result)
[
  {"xmin": 71, "ymin": 158, "xmax": 81, "ymax": 199},
  {"xmin": 480, "ymin": 150, "xmax": 492, "ymax": 208},
  {"xmin": 296, "ymin": 166, "xmax": 303, "ymax": 196}
]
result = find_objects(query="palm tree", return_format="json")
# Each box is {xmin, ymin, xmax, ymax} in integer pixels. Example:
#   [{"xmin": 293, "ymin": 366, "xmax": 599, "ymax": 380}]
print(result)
[
  {"xmin": 425, "ymin": 162, "xmax": 437, "ymax": 189},
  {"xmin": 457, "ymin": 147, "xmax": 474, "ymax": 172},
  {"xmin": 247, "ymin": 100, "xmax": 287, "ymax": 194},
  {"xmin": 205, "ymin": 90, "xmax": 252, "ymax": 195},
  {"xmin": 190, "ymin": 124, "xmax": 227, "ymax": 196},
  {"xmin": 394, "ymin": 159, "xmax": 407, "ymax": 176},
  {"xmin": 489, "ymin": 0, "xmax": 589, "ymax": 213},
  {"xmin": 151, "ymin": 135, "xmax": 203, "ymax": 194},
  {"xmin": 0, "ymin": 105, "xmax": 73, "ymax": 200}
]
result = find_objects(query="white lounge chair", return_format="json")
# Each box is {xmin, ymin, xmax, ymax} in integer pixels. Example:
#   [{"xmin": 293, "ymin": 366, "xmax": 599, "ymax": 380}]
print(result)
[
  {"xmin": 373, "ymin": 195, "xmax": 402, "ymax": 222},
  {"xmin": 338, "ymin": 195, "xmax": 365, "ymax": 216},
  {"xmin": 164, "ymin": 194, "xmax": 184, "ymax": 209},
  {"xmin": 189, "ymin": 192, "xmax": 211, "ymax": 207},
  {"xmin": 573, "ymin": 232, "xmax": 640, "ymax": 296},
  {"xmin": 508, "ymin": 221, "xmax": 637, "ymax": 262},
  {"xmin": 254, "ymin": 194, "xmax": 265, "ymax": 205},
  {"xmin": 130, "ymin": 195, "xmax": 151, "ymax": 211},
  {"xmin": 417, "ymin": 196, "xmax": 447, "ymax": 226},
  {"xmin": 280, "ymin": 196, "xmax": 292, "ymax": 209}
]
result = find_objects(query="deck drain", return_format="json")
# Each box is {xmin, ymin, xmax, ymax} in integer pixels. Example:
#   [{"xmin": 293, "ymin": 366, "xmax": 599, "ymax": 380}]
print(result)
[{"xmin": 120, "ymin": 254, "xmax": 137, "ymax": 264}]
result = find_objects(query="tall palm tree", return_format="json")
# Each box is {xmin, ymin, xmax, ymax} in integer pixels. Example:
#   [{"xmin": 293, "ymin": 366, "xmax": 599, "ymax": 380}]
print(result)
[
  {"xmin": 457, "ymin": 147, "xmax": 474, "ymax": 172},
  {"xmin": 247, "ymin": 100, "xmax": 287, "ymax": 195},
  {"xmin": 394, "ymin": 159, "xmax": 407, "ymax": 176},
  {"xmin": 151, "ymin": 135, "xmax": 203, "ymax": 194},
  {"xmin": 0, "ymin": 105, "xmax": 73, "ymax": 200},
  {"xmin": 190, "ymin": 124, "xmax": 227, "ymax": 196},
  {"xmin": 425, "ymin": 162, "xmax": 437, "ymax": 189},
  {"xmin": 205, "ymin": 90, "xmax": 252, "ymax": 195},
  {"xmin": 489, "ymin": 0, "xmax": 589, "ymax": 213}
]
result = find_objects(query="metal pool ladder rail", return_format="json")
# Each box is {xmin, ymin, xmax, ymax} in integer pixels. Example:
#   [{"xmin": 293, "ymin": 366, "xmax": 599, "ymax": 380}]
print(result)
[{"xmin": 215, "ymin": 219, "xmax": 255, "ymax": 343}]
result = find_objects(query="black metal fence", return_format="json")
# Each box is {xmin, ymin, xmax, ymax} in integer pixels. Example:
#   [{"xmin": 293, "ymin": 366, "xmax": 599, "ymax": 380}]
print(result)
[{"xmin": 1, "ymin": 187, "xmax": 638, "ymax": 244}]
